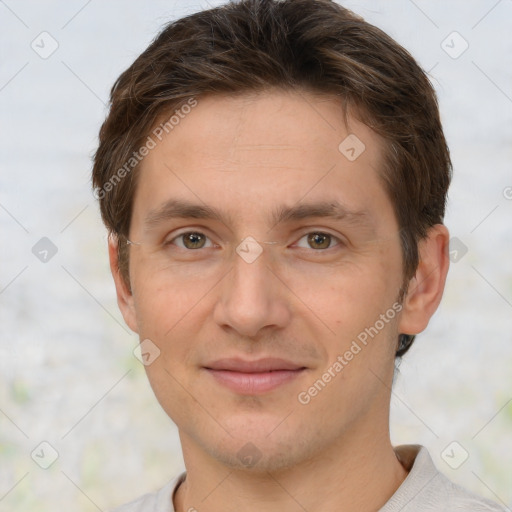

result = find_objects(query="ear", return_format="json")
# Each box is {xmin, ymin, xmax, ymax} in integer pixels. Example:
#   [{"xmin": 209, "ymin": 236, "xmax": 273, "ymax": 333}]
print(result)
[
  {"xmin": 398, "ymin": 224, "xmax": 450, "ymax": 335},
  {"xmin": 108, "ymin": 235, "xmax": 139, "ymax": 333}
]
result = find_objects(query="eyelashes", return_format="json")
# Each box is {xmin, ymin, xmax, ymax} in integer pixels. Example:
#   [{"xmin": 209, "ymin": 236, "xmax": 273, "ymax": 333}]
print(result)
[{"xmin": 166, "ymin": 230, "xmax": 344, "ymax": 252}]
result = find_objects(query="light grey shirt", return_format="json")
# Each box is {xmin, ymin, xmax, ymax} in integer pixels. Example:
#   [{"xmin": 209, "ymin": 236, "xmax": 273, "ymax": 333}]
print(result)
[{"xmin": 109, "ymin": 445, "xmax": 507, "ymax": 511}]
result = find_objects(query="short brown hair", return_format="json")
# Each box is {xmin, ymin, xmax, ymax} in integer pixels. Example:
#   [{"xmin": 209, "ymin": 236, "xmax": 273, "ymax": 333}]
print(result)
[{"xmin": 92, "ymin": 0, "xmax": 452, "ymax": 357}]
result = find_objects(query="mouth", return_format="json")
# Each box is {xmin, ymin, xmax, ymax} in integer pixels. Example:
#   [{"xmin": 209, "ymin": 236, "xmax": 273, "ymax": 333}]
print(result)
[{"xmin": 203, "ymin": 358, "xmax": 307, "ymax": 394}]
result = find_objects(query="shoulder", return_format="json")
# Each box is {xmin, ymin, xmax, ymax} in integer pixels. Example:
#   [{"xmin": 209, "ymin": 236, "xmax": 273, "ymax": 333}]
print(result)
[
  {"xmin": 108, "ymin": 491, "xmax": 157, "ymax": 512},
  {"xmin": 382, "ymin": 445, "xmax": 507, "ymax": 512},
  {"xmin": 440, "ymin": 477, "xmax": 508, "ymax": 511},
  {"xmin": 107, "ymin": 472, "xmax": 186, "ymax": 512}
]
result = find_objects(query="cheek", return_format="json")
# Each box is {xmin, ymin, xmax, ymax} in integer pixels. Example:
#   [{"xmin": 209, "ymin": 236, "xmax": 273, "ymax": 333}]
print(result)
[
  {"xmin": 131, "ymin": 270, "xmax": 198, "ymax": 354},
  {"xmin": 300, "ymin": 265, "xmax": 402, "ymax": 380},
  {"xmin": 133, "ymin": 278, "xmax": 202, "ymax": 401},
  {"xmin": 286, "ymin": 257, "xmax": 399, "ymax": 336},
  {"xmin": 129, "ymin": 247, "xmax": 213, "ymax": 330}
]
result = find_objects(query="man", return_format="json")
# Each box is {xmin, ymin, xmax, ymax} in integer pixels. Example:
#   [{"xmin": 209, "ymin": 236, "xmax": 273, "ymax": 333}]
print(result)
[{"xmin": 92, "ymin": 0, "xmax": 506, "ymax": 510}]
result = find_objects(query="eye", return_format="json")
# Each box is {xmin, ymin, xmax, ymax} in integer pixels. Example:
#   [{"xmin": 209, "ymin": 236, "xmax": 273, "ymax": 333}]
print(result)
[
  {"xmin": 295, "ymin": 231, "xmax": 342, "ymax": 250},
  {"xmin": 168, "ymin": 231, "xmax": 214, "ymax": 250}
]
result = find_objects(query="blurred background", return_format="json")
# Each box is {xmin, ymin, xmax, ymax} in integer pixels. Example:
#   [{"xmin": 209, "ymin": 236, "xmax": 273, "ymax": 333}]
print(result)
[{"xmin": 0, "ymin": 1, "xmax": 511, "ymax": 510}]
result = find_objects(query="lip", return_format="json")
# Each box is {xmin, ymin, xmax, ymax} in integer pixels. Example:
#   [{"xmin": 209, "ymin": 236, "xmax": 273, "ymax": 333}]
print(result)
[
  {"xmin": 204, "ymin": 357, "xmax": 305, "ymax": 373},
  {"xmin": 203, "ymin": 358, "xmax": 307, "ymax": 394}
]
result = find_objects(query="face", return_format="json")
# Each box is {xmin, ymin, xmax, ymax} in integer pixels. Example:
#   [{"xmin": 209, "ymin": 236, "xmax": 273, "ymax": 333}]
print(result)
[{"xmin": 111, "ymin": 89, "xmax": 437, "ymax": 472}]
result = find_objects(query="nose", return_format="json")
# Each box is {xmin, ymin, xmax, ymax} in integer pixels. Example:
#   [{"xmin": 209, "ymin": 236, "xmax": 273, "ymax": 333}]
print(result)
[{"xmin": 213, "ymin": 240, "xmax": 292, "ymax": 338}]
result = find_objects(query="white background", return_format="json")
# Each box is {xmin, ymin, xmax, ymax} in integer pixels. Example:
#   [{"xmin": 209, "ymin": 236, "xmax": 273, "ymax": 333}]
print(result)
[{"xmin": 0, "ymin": 1, "xmax": 511, "ymax": 510}]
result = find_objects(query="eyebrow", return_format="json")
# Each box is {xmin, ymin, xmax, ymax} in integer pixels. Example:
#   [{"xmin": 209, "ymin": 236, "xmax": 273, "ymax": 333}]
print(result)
[{"xmin": 143, "ymin": 198, "xmax": 375, "ymax": 234}]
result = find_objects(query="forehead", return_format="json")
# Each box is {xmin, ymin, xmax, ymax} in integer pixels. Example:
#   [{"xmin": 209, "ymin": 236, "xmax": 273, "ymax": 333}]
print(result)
[
  {"xmin": 131, "ymin": 89, "xmax": 394, "ymax": 234},
  {"xmin": 152, "ymin": 89, "xmax": 382, "ymax": 165}
]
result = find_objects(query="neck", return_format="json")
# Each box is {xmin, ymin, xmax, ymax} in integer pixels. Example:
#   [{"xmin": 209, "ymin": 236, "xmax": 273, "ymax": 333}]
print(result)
[{"xmin": 173, "ymin": 428, "xmax": 408, "ymax": 512}]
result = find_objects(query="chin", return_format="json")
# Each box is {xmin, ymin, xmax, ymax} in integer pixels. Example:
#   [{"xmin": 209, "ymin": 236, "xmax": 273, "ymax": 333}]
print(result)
[
  {"xmin": 207, "ymin": 438, "xmax": 304, "ymax": 473},
  {"xmin": 194, "ymin": 416, "xmax": 321, "ymax": 474}
]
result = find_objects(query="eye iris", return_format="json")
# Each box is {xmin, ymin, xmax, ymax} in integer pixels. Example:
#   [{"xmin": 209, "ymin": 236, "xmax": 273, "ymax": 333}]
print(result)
[
  {"xmin": 179, "ymin": 233, "xmax": 333, "ymax": 250},
  {"xmin": 308, "ymin": 232, "xmax": 330, "ymax": 249},
  {"xmin": 183, "ymin": 232, "xmax": 206, "ymax": 249}
]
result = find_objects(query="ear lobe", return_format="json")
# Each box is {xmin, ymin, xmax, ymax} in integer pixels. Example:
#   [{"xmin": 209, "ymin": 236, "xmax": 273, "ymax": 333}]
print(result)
[
  {"xmin": 108, "ymin": 235, "xmax": 139, "ymax": 334},
  {"xmin": 398, "ymin": 224, "xmax": 450, "ymax": 336}
]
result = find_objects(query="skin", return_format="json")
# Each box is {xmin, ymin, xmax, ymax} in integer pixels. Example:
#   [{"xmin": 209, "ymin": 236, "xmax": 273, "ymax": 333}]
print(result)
[{"xmin": 109, "ymin": 89, "xmax": 450, "ymax": 512}]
